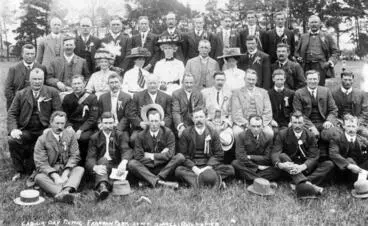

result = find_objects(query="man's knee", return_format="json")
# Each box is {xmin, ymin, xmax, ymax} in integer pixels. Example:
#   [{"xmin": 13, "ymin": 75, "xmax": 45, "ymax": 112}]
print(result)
[
  {"xmin": 174, "ymin": 166, "xmax": 186, "ymax": 177},
  {"xmin": 231, "ymin": 160, "xmax": 241, "ymax": 169},
  {"xmin": 127, "ymin": 159, "xmax": 141, "ymax": 171},
  {"xmin": 73, "ymin": 166, "xmax": 85, "ymax": 175},
  {"xmin": 279, "ymin": 153, "xmax": 292, "ymax": 162},
  {"xmin": 320, "ymin": 160, "xmax": 335, "ymax": 171},
  {"xmin": 172, "ymin": 153, "xmax": 185, "ymax": 163}
]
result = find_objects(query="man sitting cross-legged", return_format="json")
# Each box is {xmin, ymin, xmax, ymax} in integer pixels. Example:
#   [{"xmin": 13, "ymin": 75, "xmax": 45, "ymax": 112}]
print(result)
[
  {"xmin": 128, "ymin": 104, "xmax": 184, "ymax": 189},
  {"xmin": 175, "ymin": 107, "xmax": 235, "ymax": 188},
  {"xmin": 86, "ymin": 112, "xmax": 132, "ymax": 201},
  {"xmin": 271, "ymin": 111, "xmax": 334, "ymax": 194}
]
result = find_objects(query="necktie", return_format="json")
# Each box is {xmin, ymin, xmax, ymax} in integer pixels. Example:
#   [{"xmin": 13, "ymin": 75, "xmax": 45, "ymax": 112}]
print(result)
[
  {"xmin": 141, "ymin": 33, "xmax": 145, "ymax": 47},
  {"xmin": 138, "ymin": 68, "xmax": 145, "ymax": 88},
  {"xmin": 33, "ymin": 91, "xmax": 39, "ymax": 99},
  {"xmin": 348, "ymin": 138, "xmax": 355, "ymax": 152},
  {"xmin": 217, "ymin": 91, "xmax": 220, "ymax": 105},
  {"xmin": 311, "ymin": 90, "xmax": 316, "ymax": 100},
  {"xmin": 188, "ymin": 94, "xmax": 193, "ymax": 114}
]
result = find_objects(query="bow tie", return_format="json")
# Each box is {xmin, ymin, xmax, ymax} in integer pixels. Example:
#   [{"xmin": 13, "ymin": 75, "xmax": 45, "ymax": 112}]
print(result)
[
  {"xmin": 310, "ymin": 32, "xmax": 318, "ymax": 36},
  {"xmin": 111, "ymin": 93, "xmax": 118, "ymax": 98},
  {"xmin": 165, "ymin": 58, "xmax": 174, "ymax": 61}
]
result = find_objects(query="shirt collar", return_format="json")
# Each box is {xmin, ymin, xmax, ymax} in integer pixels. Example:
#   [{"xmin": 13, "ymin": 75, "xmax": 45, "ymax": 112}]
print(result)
[
  {"xmin": 64, "ymin": 53, "xmax": 74, "ymax": 62},
  {"xmin": 167, "ymin": 27, "xmax": 176, "ymax": 34},
  {"xmin": 51, "ymin": 33, "xmax": 60, "ymax": 39},
  {"xmin": 52, "ymin": 131, "xmax": 63, "ymax": 141},
  {"xmin": 307, "ymin": 87, "xmax": 317, "ymax": 94},
  {"xmin": 149, "ymin": 92, "xmax": 157, "ymax": 98},
  {"xmin": 310, "ymin": 30, "xmax": 320, "ymax": 35},
  {"xmin": 294, "ymin": 131, "xmax": 303, "ymax": 139},
  {"xmin": 150, "ymin": 130, "xmax": 159, "ymax": 137},
  {"xmin": 23, "ymin": 61, "xmax": 34, "ymax": 68},
  {"xmin": 274, "ymin": 86, "xmax": 284, "ymax": 92},
  {"xmin": 279, "ymin": 59, "xmax": 288, "ymax": 66},
  {"xmin": 81, "ymin": 34, "xmax": 90, "ymax": 42},
  {"xmin": 184, "ymin": 90, "xmax": 191, "ymax": 98},
  {"xmin": 248, "ymin": 49, "xmax": 257, "ymax": 55},
  {"xmin": 345, "ymin": 133, "xmax": 356, "ymax": 142},
  {"xmin": 110, "ymin": 31, "xmax": 121, "ymax": 39},
  {"xmin": 195, "ymin": 126, "xmax": 205, "ymax": 135},
  {"xmin": 341, "ymin": 86, "xmax": 352, "ymax": 95},
  {"xmin": 276, "ymin": 27, "xmax": 285, "ymax": 33},
  {"xmin": 195, "ymin": 29, "xmax": 203, "ymax": 36},
  {"xmin": 111, "ymin": 90, "xmax": 120, "ymax": 98},
  {"xmin": 103, "ymin": 131, "xmax": 112, "ymax": 138}
]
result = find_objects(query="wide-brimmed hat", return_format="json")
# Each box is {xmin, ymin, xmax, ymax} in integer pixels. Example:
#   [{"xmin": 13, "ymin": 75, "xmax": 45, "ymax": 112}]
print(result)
[
  {"xmin": 296, "ymin": 182, "xmax": 318, "ymax": 199},
  {"xmin": 219, "ymin": 128, "xmax": 234, "ymax": 151},
  {"xmin": 14, "ymin": 189, "xmax": 45, "ymax": 206},
  {"xmin": 94, "ymin": 48, "xmax": 115, "ymax": 60},
  {"xmin": 352, "ymin": 178, "xmax": 368, "ymax": 199},
  {"xmin": 217, "ymin": 48, "xmax": 245, "ymax": 59},
  {"xmin": 156, "ymin": 34, "xmax": 182, "ymax": 46},
  {"xmin": 197, "ymin": 168, "xmax": 222, "ymax": 189},
  {"xmin": 126, "ymin": 47, "xmax": 151, "ymax": 59},
  {"xmin": 141, "ymin": 103, "xmax": 165, "ymax": 122},
  {"xmin": 247, "ymin": 178, "xmax": 275, "ymax": 196},
  {"xmin": 112, "ymin": 180, "xmax": 132, "ymax": 196}
]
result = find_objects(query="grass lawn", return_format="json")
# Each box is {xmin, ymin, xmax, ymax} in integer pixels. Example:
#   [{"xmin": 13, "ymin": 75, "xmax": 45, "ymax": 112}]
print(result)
[{"xmin": 0, "ymin": 61, "xmax": 368, "ymax": 225}]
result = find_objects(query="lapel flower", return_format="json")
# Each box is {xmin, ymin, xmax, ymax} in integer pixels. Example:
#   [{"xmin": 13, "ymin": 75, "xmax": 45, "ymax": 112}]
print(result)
[
  {"xmin": 205, "ymin": 135, "xmax": 212, "ymax": 141},
  {"xmin": 89, "ymin": 42, "xmax": 94, "ymax": 47},
  {"xmin": 109, "ymin": 137, "xmax": 114, "ymax": 143},
  {"xmin": 118, "ymin": 100, "xmax": 123, "ymax": 109},
  {"xmin": 298, "ymin": 140, "xmax": 303, "ymax": 146},
  {"xmin": 281, "ymin": 35, "xmax": 288, "ymax": 43},
  {"xmin": 62, "ymin": 141, "xmax": 67, "ymax": 151},
  {"xmin": 284, "ymin": 97, "xmax": 289, "ymax": 107},
  {"xmin": 223, "ymin": 96, "xmax": 228, "ymax": 102},
  {"xmin": 253, "ymin": 56, "xmax": 261, "ymax": 65},
  {"xmin": 320, "ymin": 35, "xmax": 326, "ymax": 43},
  {"xmin": 37, "ymin": 96, "xmax": 51, "ymax": 112}
]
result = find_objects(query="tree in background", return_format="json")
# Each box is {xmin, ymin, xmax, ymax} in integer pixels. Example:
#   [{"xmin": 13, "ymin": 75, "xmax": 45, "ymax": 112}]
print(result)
[{"xmin": 13, "ymin": 0, "xmax": 51, "ymax": 57}]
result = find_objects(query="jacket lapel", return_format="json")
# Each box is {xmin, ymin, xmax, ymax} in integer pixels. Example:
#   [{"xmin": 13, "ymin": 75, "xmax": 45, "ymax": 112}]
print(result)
[
  {"xmin": 106, "ymin": 92, "xmax": 112, "ymax": 111},
  {"xmin": 144, "ymin": 90, "xmax": 154, "ymax": 104}
]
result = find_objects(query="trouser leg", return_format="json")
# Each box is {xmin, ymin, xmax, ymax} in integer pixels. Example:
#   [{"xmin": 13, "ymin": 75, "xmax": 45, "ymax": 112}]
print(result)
[
  {"xmin": 175, "ymin": 166, "xmax": 198, "ymax": 188},
  {"xmin": 213, "ymin": 164, "xmax": 235, "ymax": 180},
  {"xmin": 279, "ymin": 153, "xmax": 308, "ymax": 184},
  {"xmin": 63, "ymin": 166, "xmax": 85, "ymax": 191},
  {"xmin": 157, "ymin": 153, "xmax": 185, "ymax": 179},
  {"xmin": 127, "ymin": 159, "xmax": 159, "ymax": 187},
  {"xmin": 35, "ymin": 173, "xmax": 63, "ymax": 196}
]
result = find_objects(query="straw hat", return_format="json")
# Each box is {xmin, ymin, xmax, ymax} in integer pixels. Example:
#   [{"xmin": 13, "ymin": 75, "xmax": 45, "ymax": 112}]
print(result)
[
  {"xmin": 217, "ymin": 48, "xmax": 245, "ymax": 59},
  {"xmin": 140, "ymin": 104, "xmax": 165, "ymax": 122},
  {"xmin": 352, "ymin": 178, "xmax": 368, "ymax": 199},
  {"xmin": 295, "ymin": 182, "xmax": 318, "ymax": 199},
  {"xmin": 156, "ymin": 34, "xmax": 182, "ymax": 46},
  {"xmin": 112, "ymin": 180, "xmax": 132, "ymax": 196},
  {"xmin": 247, "ymin": 178, "xmax": 275, "ymax": 196},
  {"xmin": 14, "ymin": 189, "xmax": 45, "ymax": 206},
  {"xmin": 94, "ymin": 48, "xmax": 115, "ymax": 60},
  {"xmin": 126, "ymin": 47, "xmax": 151, "ymax": 59},
  {"xmin": 219, "ymin": 128, "xmax": 234, "ymax": 151}
]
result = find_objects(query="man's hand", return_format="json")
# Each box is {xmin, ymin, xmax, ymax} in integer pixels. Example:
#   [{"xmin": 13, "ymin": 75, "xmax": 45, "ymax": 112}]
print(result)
[
  {"xmin": 117, "ymin": 160, "xmax": 128, "ymax": 176},
  {"xmin": 192, "ymin": 166, "xmax": 202, "ymax": 176},
  {"xmin": 347, "ymin": 164, "xmax": 362, "ymax": 174},
  {"xmin": 323, "ymin": 121, "xmax": 333, "ymax": 129},
  {"xmin": 144, "ymin": 152, "xmax": 154, "ymax": 160},
  {"xmin": 258, "ymin": 165, "xmax": 270, "ymax": 170},
  {"xmin": 309, "ymin": 126, "xmax": 320, "ymax": 138},
  {"xmin": 60, "ymin": 169, "xmax": 70, "ymax": 183},
  {"xmin": 161, "ymin": 148, "xmax": 169, "ymax": 153},
  {"xmin": 271, "ymin": 120, "xmax": 278, "ymax": 128},
  {"xmin": 10, "ymin": 129, "xmax": 22, "ymax": 139},
  {"xmin": 93, "ymin": 165, "xmax": 107, "ymax": 176},
  {"xmin": 56, "ymin": 82, "xmax": 66, "ymax": 92},
  {"xmin": 75, "ymin": 130, "xmax": 82, "ymax": 140},
  {"xmin": 140, "ymin": 121, "xmax": 147, "ymax": 130},
  {"xmin": 277, "ymin": 162, "xmax": 294, "ymax": 171},
  {"xmin": 51, "ymin": 173, "xmax": 64, "ymax": 185},
  {"xmin": 289, "ymin": 164, "xmax": 307, "ymax": 175},
  {"xmin": 143, "ymin": 64, "xmax": 152, "ymax": 71}
]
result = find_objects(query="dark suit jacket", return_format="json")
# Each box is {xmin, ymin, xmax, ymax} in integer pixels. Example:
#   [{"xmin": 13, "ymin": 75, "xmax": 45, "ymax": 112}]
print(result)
[
  {"xmin": 98, "ymin": 91, "xmax": 136, "ymax": 131},
  {"xmin": 264, "ymin": 28, "xmax": 295, "ymax": 63},
  {"xmin": 133, "ymin": 126, "xmax": 175, "ymax": 166},
  {"xmin": 272, "ymin": 127, "xmax": 319, "ymax": 173},
  {"xmin": 34, "ymin": 128, "xmax": 80, "ymax": 175},
  {"xmin": 101, "ymin": 32, "xmax": 132, "ymax": 71},
  {"xmin": 238, "ymin": 50, "xmax": 272, "ymax": 90},
  {"xmin": 74, "ymin": 35, "xmax": 101, "ymax": 73},
  {"xmin": 178, "ymin": 125, "xmax": 223, "ymax": 169},
  {"xmin": 62, "ymin": 91, "xmax": 98, "ymax": 131},
  {"xmin": 268, "ymin": 88, "xmax": 295, "ymax": 127},
  {"xmin": 185, "ymin": 30, "xmax": 222, "ymax": 61},
  {"xmin": 216, "ymin": 29, "xmax": 238, "ymax": 49},
  {"xmin": 7, "ymin": 86, "xmax": 62, "ymax": 133},
  {"xmin": 295, "ymin": 31, "xmax": 338, "ymax": 78},
  {"xmin": 236, "ymin": 26, "xmax": 267, "ymax": 53},
  {"xmin": 86, "ymin": 128, "xmax": 132, "ymax": 172},
  {"xmin": 331, "ymin": 88, "xmax": 368, "ymax": 121},
  {"xmin": 132, "ymin": 90, "xmax": 172, "ymax": 129},
  {"xmin": 271, "ymin": 60, "xmax": 305, "ymax": 90},
  {"xmin": 236, "ymin": 130, "xmax": 273, "ymax": 170},
  {"xmin": 46, "ymin": 55, "xmax": 90, "ymax": 89},
  {"xmin": 329, "ymin": 133, "xmax": 364, "ymax": 170},
  {"xmin": 131, "ymin": 32, "xmax": 159, "ymax": 68},
  {"xmin": 172, "ymin": 88, "xmax": 204, "ymax": 131},
  {"xmin": 5, "ymin": 61, "xmax": 46, "ymax": 109},
  {"xmin": 293, "ymin": 86, "xmax": 338, "ymax": 128}
]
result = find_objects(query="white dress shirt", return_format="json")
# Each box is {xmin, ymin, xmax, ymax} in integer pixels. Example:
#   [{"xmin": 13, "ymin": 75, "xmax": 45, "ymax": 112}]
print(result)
[
  {"xmin": 110, "ymin": 31, "xmax": 121, "ymax": 40},
  {"xmin": 103, "ymin": 131, "xmax": 112, "ymax": 160},
  {"xmin": 167, "ymin": 28, "xmax": 176, "ymax": 35},
  {"xmin": 150, "ymin": 130, "xmax": 159, "ymax": 138},
  {"xmin": 64, "ymin": 53, "xmax": 75, "ymax": 64},
  {"xmin": 248, "ymin": 25, "xmax": 257, "ymax": 36},
  {"xmin": 276, "ymin": 27, "xmax": 285, "ymax": 37},
  {"xmin": 224, "ymin": 68, "xmax": 246, "ymax": 91},
  {"xmin": 294, "ymin": 131, "xmax": 303, "ymax": 139},
  {"xmin": 195, "ymin": 126, "xmax": 205, "ymax": 135},
  {"xmin": 23, "ymin": 61, "xmax": 34, "ymax": 69},
  {"xmin": 153, "ymin": 58, "xmax": 185, "ymax": 95},
  {"xmin": 149, "ymin": 92, "xmax": 157, "ymax": 103},
  {"xmin": 345, "ymin": 133, "xmax": 357, "ymax": 143},
  {"xmin": 341, "ymin": 86, "xmax": 352, "ymax": 95},
  {"xmin": 307, "ymin": 87, "xmax": 317, "ymax": 99}
]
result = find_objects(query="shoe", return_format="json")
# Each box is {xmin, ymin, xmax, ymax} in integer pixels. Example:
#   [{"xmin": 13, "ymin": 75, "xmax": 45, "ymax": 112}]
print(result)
[
  {"xmin": 289, "ymin": 183, "xmax": 296, "ymax": 191},
  {"xmin": 95, "ymin": 182, "xmax": 109, "ymax": 201},
  {"xmin": 270, "ymin": 182, "xmax": 278, "ymax": 189},
  {"xmin": 26, "ymin": 172, "xmax": 37, "ymax": 188},
  {"xmin": 306, "ymin": 181, "xmax": 323, "ymax": 195},
  {"xmin": 55, "ymin": 191, "xmax": 76, "ymax": 204},
  {"xmin": 157, "ymin": 180, "xmax": 179, "ymax": 189},
  {"xmin": 12, "ymin": 173, "xmax": 21, "ymax": 182}
]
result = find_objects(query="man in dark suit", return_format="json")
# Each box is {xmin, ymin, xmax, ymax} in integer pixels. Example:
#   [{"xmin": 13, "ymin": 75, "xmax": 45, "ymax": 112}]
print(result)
[
  {"xmin": 128, "ymin": 104, "xmax": 184, "ymax": 188},
  {"xmin": 271, "ymin": 43, "xmax": 305, "ymax": 90},
  {"xmin": 172, "ymin": 73, "xmax": 204, "ymax": 137},
  {"xmin": 101, "ymin": 16, "xmax": 132, "ymax": 73},
  {"xmin": 131, "ymin": 16, "xmax": 158, "ymax": 71},
  {"xmin": 74, "ymin": 17, "xmax": 101, "ymax": 73},
  {"xmin": 268, "ymin": 69, "xmax": 295, "ymax": 131},
  {"xmin": 185, "ymin": 16, "xmax": 222, "ymax": 61},
  {"xmin": 86, "ymin": 112, "xmax": 132, "ymax": 200},
  {"xmin": 34, "ymin": 111, "xmax": 84, "ymax": 204},
  {"xmin": 98, "ymin": 73, "xmax": 136, "ymax": 132},
  {"xmin": 238, "ymin": 35, "xmax": 272, "ymax": 90},
  {"xmin": 232, "ymin": 115, "xmax": 281, "ymax": 183},
  {"xmin": 264, "ymin": 12, "xmax": 295, "ymax": 63},
  {"xmin": 295, "ymin": 15, "xmax": 338, "ymax": 86},
  {"xmin": 272, "ymin": 111, "xmax": 334, "ymax": 192},
  {"xmin": 175, "ymin": 107, "xmax": 235, "ymax": 188},
  {"xmin": 236, "ymin": 10, "xmax": 267, "ymax": 53},
  {"xmin": 217, "ymin": 15, "xmax": 238, "ymax": 50},
  {"xmin": 7, "ymin": 68, "xmax": 62, "ymax": 181},
  {"xmin": 5, "ymin": 44, "xmax": 46, "ymax": 109},
  {"xmin": 131, "ymin": 74, "xmax": 173, "ymax": 143},
  {"xmin": 46, "ymin": 36, "xmax": 90, "ymax": 92},
  {"xmin": 329, "ymin": 114, "xmax": 368, "ymax": 185},
  {"xmin": 62, "ymin": 75, "xmax": 98, "ymax": 164}
]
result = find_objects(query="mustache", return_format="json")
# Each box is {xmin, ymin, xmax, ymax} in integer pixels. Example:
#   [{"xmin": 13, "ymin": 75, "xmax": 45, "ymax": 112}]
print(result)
[
  {"xmin": 195, "ymin": 121, "xmax": 204, "ymax": 126},
  {"xmin": 56, "ymin": 128, "xmax": 63, "ymax": 132}
]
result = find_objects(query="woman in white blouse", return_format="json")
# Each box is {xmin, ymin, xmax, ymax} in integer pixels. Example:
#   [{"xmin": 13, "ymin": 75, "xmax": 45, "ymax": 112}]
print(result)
[{"xmin": 219, "ymin": 48, "xmax": 246, "ymax": 92}]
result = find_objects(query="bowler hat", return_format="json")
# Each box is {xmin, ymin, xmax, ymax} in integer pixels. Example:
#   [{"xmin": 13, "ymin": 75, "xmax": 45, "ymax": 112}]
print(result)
[
  {"xmin": 197, "ymin": 168, "xmax": 222, "ymax": 189},
  {"xmin": 126, "ymin": 47, "xmax": 151, "ymax": 59},
  {"xmin": 296, "ymin": 182, "xmax": 318, "ymax": 199},
  {"xmin": 112, "ymin": 180, "xmax": 132, "ymax": 196},
  {"xmin": 247, "ymin": 178, "xmax": 275, "ymax": 196}
]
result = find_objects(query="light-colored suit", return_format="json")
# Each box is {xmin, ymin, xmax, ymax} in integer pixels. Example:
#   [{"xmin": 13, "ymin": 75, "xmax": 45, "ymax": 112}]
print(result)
[
  {"xmin": 201, "ymin": 86, "xmax": 233, "ymax": 125},
  {"xmin": 34, "ymin": 128, "xmax": 84, "ymax": 195},
  {"xmin": 185, "ymin": 56, "xmax": 220, "ymax": 90},
  {"xmin": 36, "ymin": 34, "xmax": 64, "ymax": 68}
]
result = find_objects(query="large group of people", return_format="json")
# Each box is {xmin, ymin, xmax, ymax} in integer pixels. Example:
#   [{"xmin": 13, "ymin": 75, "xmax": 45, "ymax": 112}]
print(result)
[{"xmin": 5, "ymin": 10, "xmax": 368, "ymax": 204}]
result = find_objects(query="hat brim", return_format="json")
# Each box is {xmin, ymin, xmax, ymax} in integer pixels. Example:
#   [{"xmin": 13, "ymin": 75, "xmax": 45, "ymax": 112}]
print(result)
[
  {"xmin": 126, "ymin": 54, "xmax": 151, "ymax": 59},
  {"xmin": 247, "ymin": 185, "xmax": 275, "ymax": 196},
  {"xmin": 297, "ymin": 195, "xmax": 318, "ymax": 199},
  {"xmin": 220, "ymin": 129, "xmax": 234, "ymax": 151},
  {"xmin": 14, "ymin": 197, "xmax": 45, "ymax": 206},
  {"xmin": 156, "ymin": 41, "xmax": 181, "ymax": 46},
  {"xmin": 141, "ymin": 104, "xmax": 165, "ymax": 122},
  {"xmin": 351, "ymin": 189, "xmax": 368, "ymax": 199},
  {"xmin": 217, "ymin": 54, "xmax": 245, "ymax": 59}
]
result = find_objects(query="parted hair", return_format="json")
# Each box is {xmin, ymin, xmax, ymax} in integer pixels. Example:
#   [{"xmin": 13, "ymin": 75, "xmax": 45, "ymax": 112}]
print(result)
[{"xmin": 50, "ymin": 111, "xmax": 67, "ymax": 123}]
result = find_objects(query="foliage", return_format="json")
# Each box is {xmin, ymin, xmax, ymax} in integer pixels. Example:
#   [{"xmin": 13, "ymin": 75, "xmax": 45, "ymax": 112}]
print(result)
[
  {"xmin": 13, "ymin": 0, "xmax": 51, "ymax": 57},
  {"xmin": 356, "ymin": 33, "xmax": 368, "ymax": 57}
]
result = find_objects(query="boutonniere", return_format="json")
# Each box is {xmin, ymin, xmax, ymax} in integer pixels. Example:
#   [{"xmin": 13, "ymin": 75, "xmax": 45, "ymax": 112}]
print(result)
[
  {"xmin": 89, "ymin": 42, "xmax": 94, "ymax": 47},
  {"xmin": 82, "ymin": 105, "xmax": 89, "ymax": 117},
  {"xmin": 205, "ymin": 135, "xmax": 212, "ymax": 141},
  {"xmin": 284, "ymin": 97, "xmax": 289, "ymax": 107},
  {"xmin": 37, "ymin": 96, "xmax": 51, "ymax": 112},
  {"xmin": 253, "ymin": 56, "xmax": 261, "ymax": 65},
  {"xmin": 109, "ymin": 137, "xmax": 114, "ymax": 143},
  {"xmin": 204, "ymin": 135, "xmax": 211, "ymax": 154},
  {"xmin": 281, "ymin": 35, "xmax": 288, "ymax": 43},
  {"xmin": 320, "ymin": 35, "xmax": 326, "ymax": 43},
  {"xmin": 118, "ymin": 100, "xmax": 123, "ymax": 109},
  {"xmin": 62, "ymin": 141, "xmax": 67, "ymax": 151},
  {"xmin": 223, "ymin": 96, "xmax": 229, "ymax": 102},
  {"xmin": 298, "ymin": 140, "xmax": 303, "ymax": 146}
]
